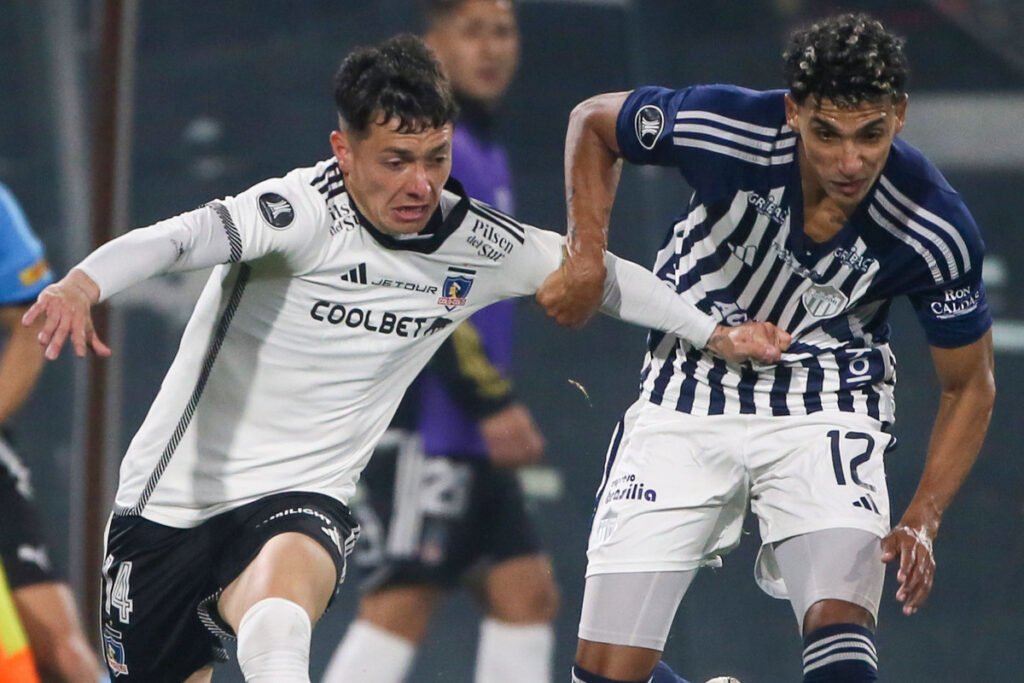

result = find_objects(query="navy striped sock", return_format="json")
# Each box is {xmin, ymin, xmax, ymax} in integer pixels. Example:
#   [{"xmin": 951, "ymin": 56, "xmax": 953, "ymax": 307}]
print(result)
[{"xmin": 802, "ymin": 623, "xmax": 878, "ymax": 682}]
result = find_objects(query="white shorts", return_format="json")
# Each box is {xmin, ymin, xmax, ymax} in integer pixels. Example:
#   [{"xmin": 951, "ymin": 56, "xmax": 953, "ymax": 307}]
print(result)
[{"xmin": 586, "ymin": 399, "xmax": 892, "ymax": 600}]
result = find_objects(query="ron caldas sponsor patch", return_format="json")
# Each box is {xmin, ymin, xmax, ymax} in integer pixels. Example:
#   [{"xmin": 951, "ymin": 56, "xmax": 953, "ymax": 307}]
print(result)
[{"xmin": 438, "ymin": 266, "xmax": 476, "ymax": 311}]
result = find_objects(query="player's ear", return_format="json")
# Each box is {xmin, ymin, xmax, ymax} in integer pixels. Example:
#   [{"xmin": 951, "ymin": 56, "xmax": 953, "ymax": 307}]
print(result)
[
  {"xmin": 783, "ymin": 93, "xmax": 800, "ymax": 132},
  {"xmin": 331, "ymin": 130, "xmax": 352, "ymax": 173},
  {"xmin": 893, "ymin": 94, "xmax": 908, "ymax": 135}
]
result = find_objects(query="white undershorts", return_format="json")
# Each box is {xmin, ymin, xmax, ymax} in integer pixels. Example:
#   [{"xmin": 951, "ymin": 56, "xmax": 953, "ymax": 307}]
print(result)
[{"xmin": 586, "ymin": 398, "xmax": 892, "ymax": 601}]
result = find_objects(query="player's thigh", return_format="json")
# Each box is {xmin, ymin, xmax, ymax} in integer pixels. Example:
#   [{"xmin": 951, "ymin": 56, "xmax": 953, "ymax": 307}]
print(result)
[
  {"xmin": 101, "ymin": 515, "xmax": 226, "ymax": 682},
  {"xmin": 483, "ymin": 554, "xmax": 559, "ymax": 623},
  {"xmin": 749, "ymin": 412, "xmax": 891, "ymax": 612},
  {"xmin": 749, "ymin": 413, "xmax": 891, "ymax": 547},
  {"xmin": 576, "ymin": 570, "xmax": 697, "ymax": 678},
  {"xmin": 771, "ymin": 528, "xmax": 883, "ymax": 633},
  {"xmin": 587, "ymin": 400, "xmax": 749, "ymax": 574},
  {"xmin": 213, "ymin": 492, "xmax": 359, "ymax": 631}
]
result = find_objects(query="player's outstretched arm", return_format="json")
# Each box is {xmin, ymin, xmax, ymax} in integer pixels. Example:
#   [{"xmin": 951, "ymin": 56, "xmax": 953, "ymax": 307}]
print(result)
[
  {"xmin": 583, "ymin": 250, "xmax": 789, "ymax": 364},
  {"xmin": 21, "ymin": 204, "xmax": 246, "ymax": 360},
  {"xmin": 537, "ymin": 91, "xmax": 629, "ymax": 328},
  {"xmin": 21, "ymin": 269, "xmax": 108, "ymax": 360},
  {"xmin": 881, "ymin": 331, "xmax": 995, "ymax": 615}
]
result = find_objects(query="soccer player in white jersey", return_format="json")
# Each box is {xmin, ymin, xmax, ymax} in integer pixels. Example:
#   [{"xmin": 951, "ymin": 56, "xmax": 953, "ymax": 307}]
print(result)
[
  {"xmin": 23, "ymin": 35, "xmax": 786, "ymax": 683},
  {"xmin": 538, "ymin": 13, "xmax": 997, "ymax": 683}
]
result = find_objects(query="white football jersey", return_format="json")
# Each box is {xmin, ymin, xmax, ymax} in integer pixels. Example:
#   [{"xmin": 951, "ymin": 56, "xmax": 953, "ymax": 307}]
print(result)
[{"xmin": 113, "ymin": 158, "xmax": 563, "ymax": 527}]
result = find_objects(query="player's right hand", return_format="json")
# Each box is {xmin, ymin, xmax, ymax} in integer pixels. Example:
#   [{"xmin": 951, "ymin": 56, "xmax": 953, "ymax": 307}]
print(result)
[
  {"xmin": 706, "ymin": 321, "xmax": 790, "ymax": 364},
  {"xmin": 536, "ymin": 249, "xmax": 605, "ymax": 328},
  {"xmin": 480, "ymin": 403, "xmax": 546, "ymax": 468},
  {"xmin": 22, "ymin": 268, "xmax": 110, "ymax": 360}
]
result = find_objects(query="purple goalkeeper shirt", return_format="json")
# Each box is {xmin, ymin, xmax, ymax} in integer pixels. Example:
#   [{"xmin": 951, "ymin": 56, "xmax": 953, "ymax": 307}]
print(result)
[{"xmin": 417, "ymin": 118, "xmax": 516, "ymax": 457}]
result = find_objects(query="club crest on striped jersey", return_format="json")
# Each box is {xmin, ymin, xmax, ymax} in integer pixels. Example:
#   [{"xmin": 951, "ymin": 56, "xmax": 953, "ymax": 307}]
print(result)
[
  {"xmin": 438, "ymin": 266, "xmax": 476, "ymax": 311},
  {"xmin": 802, "ymin": 283, "xmax": 849, "ymax": 318},
  {"xmin": 635, "ymin": 105, "xmax": 664, "ymax": 150},
  {"xmin": 257, "ymin": 192, "xmax": 295, "ymax": 229}
]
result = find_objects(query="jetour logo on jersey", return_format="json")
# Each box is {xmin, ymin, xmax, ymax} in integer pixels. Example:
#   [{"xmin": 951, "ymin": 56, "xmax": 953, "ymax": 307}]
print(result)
[
  {"xmin": 802, "ymin": 283, "xmax": 849, "ymax": 318},
  {"xmin": 635, "ymin": 105, "xmax": 664, "ymax": 150},
  {"xmin": 257, "ymin": 192, "xmax": 295, "ymax": 229},
  {"xmin": 438, "ymin": 266, "xmax": 476, "ymax": 311}
]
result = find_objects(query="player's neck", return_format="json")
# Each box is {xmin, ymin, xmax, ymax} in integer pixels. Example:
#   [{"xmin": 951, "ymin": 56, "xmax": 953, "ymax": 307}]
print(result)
[{"xmin": 798, "ymin": 150, "xmax": 855, "ymax": 243}]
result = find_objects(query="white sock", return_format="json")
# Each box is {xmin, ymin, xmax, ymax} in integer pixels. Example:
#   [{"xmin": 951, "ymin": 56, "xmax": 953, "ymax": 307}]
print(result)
[
  {"xmin": 321, "ymin": 619, "xmax": 416, "ymax": 683},
  {"xmin": 474, "ymin": 618, "xmax": 553, "ymax": 683},
  {"xmin": 235, "ymin": 597, "xmax": 312, "ymax": 683}
]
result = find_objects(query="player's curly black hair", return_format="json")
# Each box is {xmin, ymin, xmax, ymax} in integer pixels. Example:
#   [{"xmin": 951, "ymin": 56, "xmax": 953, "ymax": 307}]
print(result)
[
  {"xmin": 334, "ymin": 34, "xmax": 458, "ymax": 136},
  {"xmin": 783, "ymin": 13, "xmax": 908, "ymax": 107}
]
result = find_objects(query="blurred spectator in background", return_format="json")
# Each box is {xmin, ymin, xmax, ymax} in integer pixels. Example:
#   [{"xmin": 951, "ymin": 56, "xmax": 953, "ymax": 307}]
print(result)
[
  {"xmin": 0, "ymin": 182, "xmax": 103, "ymax": 682},
  {"xmin": 323, "ymin": 2, "xmax": 560, "ymax": 682}
]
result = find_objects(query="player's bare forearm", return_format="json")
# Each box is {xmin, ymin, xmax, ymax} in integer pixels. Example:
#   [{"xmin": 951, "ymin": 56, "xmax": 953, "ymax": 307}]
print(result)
[
  {"xmin": 0, "ymin": 305, "xmax": 45, "ymax": 423},
  {"xmin": 898, "ymin": 332, "xmax": 995, "ymax": 532},
  {"xmin": 881, "ymin": 332, "xmax": 995, "ymax": 614},
  {"xmin": 539, "ymin": 92, "xmax": 630, "ymax": 327},
  {"xmin": 22, "ymin": 268, "xmax": 110, "ymax": 360}
]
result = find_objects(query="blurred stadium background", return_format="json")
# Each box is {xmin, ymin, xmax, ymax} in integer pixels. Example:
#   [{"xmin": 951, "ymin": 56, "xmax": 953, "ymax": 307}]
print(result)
[{"xmin": 2, "ymin": 0, "xmax": 1021, "ymax": 680}]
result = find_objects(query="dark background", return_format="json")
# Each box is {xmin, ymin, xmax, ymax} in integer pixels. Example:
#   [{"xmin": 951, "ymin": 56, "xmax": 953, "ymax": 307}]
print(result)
[{"xmin": 2, "ymin": 1, "xmax": 1021, "ymax": 680}]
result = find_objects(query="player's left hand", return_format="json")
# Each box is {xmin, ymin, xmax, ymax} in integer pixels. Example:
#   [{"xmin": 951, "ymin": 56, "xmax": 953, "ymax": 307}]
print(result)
[
  {"xmin": 536, "ymin": 249, "xmax": 605, "ymax": 328},
  {"xmin": 881, "ymin": 519, "xmax": 937, "ymax": 616}
]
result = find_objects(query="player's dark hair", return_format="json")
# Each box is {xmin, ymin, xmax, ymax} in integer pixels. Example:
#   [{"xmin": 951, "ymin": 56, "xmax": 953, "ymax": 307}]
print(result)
[
  {"xmin": 420, "ymin": 0, "xmax": 517, "ymax": 30},
  {"xmin": 784, "ymin": 13, "xmax": 908, "ymax": 106},
  {"xmin": 334, "ymin": 34, "xmax": 458, "ymax": 136}
]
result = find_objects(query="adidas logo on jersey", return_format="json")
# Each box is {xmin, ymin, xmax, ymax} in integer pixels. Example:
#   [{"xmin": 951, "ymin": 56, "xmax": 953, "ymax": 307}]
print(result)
[{"xmin": 340, "ymin": 263, "xmax": 368, "ymax": 284}]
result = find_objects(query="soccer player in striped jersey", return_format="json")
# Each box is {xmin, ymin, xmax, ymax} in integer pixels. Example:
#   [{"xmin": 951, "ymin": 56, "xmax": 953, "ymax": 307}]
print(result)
[
  {"xmin": 539, "ymin": 13, "xmax": 997, "ymax": 683},
  {"xmin": 23, "ymin": 35, "xmax": 785, "ymax": 682}
]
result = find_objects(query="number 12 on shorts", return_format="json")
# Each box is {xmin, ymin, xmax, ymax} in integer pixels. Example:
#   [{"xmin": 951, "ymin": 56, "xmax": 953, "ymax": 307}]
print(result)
[{"xmin": 827, "ymin": 430, "xmax": 876, "ymax": 493}]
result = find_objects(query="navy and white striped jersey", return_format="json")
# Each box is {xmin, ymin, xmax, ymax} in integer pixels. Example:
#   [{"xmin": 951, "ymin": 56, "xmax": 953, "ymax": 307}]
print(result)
[{"xmin": 617, "ymin": 85, "xmax": 992, "ymax": 423}]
